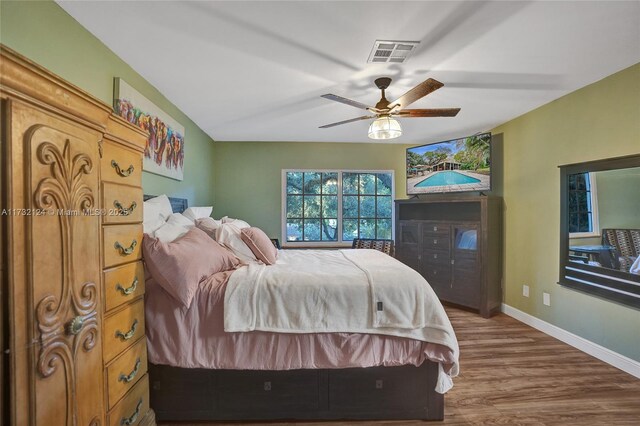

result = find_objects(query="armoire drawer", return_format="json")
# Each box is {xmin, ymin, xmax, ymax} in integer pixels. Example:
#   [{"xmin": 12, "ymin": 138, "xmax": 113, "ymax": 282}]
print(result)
[
  {"xmin": 422, "ymin": 234, "xmax": 450, "ymax": 251},
  {"xmin": 104, "ymin": 300, "xmax": 145, "ymax": 363},
  {"xmin": 102, "ymin": 182, "xmax": 143, "ymax": 224},
  {"xmin": 104, "ymin": 261, "xmax": 145, "ymax": 312},
  {"xmin": 422, "ymin": 224, "xmax": 450, "ymax": 238},
  {"xmin": 103, "ymin": 224, "xmax": 143, "ymax": 268},
  {"xmin": 101, "ymin": 142, "xmax": 142, "ymax": 185},
  {"xmin": 107, "ymin": 338, "xmax": 148, "ymax": 409},
  {"xmin": 108, "ymin": 374, "xmax": 150, "ymax": 426},
  {"xmin": 422, "ymin": 250, "xmax": 450, "ymax": 266},
  {"xmin": 217, "ymin": 369, "xmax": 321, "ymax": 412}
]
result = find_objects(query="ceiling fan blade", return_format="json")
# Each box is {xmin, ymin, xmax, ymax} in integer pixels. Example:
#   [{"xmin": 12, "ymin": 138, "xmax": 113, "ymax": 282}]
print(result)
[
  {"xmin": 321, "ymin": 94, "xmax": 374, "ymax": 111},
  {"xmin": 388, "ymin": 78, "xmax": 444, "ymax": 111},
  {"xmin": 396, "ymin": 108, "xmax": 461, "ymax": 117},
  {"xmin": 319, "ymin": 115, "xmax": 373, "ymax": 128}
]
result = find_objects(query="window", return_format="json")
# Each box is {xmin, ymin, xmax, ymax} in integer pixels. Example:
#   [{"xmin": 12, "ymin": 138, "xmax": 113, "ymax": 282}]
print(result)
[
  {"xmin": 568, "ymin": 172, "xmax": 599, "ymax": 237},
  {"xmin": 283, "ymin": 170, "xmax": 394, "ymax": 245}
]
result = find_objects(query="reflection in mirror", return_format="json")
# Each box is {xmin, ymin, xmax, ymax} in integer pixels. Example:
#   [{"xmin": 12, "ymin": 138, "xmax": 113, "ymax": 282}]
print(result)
[
  {"xmin": 567, "ymin": 167, "xmax": 640, "ymax": 275},
  {"xmin": 559, "ymin": 155, "xmax": 640, "ymax": 309}
]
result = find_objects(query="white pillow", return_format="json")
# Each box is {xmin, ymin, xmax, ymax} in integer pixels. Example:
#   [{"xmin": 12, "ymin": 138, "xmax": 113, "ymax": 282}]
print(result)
[
  {"xmin": 215, "ymin": 223, "xmax": 256, "ymax": 262},
  {"xmin": 221, "ymin": 217, "xmax": 250, "ymax": 229},
  {"xmin": 143, "ymin": 195, "xmax": 173, "ymax": 234},
  {"xmin": 166, "ymin": 213, "xmax": 195, "ymax": 228},
  {"xmin": 182, "ymin": 206, "xmax": 213, "ymax": 222},
  {"xmin": 630, "ymin": 256, "xmax": 640, "ymax": 275},
  {"xmin": 153, "ymin": 221, "xmax": 190, "ymax": 243}
]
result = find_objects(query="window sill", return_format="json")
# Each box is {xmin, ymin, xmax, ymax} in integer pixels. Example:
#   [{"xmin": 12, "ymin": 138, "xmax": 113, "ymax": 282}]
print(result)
[{"xmin": 570, "ymin": 231, "xmax": 601, "ymax": 239}]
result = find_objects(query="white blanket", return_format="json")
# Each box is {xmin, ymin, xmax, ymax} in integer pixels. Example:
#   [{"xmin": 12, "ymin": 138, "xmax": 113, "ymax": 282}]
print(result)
[{"xmin": 224, "ymin": 249, "xmax": 459, "ymax": 393}]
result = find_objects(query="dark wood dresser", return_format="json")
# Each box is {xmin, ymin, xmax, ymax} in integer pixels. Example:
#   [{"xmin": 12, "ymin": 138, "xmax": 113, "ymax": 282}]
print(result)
[{"xmin": 395, "ymin": 196, "xmax": 503, "ymax": 317}]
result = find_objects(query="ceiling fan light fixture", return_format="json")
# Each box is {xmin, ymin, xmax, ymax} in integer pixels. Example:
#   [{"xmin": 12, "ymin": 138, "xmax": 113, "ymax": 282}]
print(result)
[{"xmin": 368, "ymin": 115, "xmax": 402, "ymax": 140}]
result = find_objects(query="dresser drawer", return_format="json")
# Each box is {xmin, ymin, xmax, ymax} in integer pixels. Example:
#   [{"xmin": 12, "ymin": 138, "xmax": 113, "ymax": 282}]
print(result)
[
  {"xmin": 102, "ymin": 142, "xmax": 142, "ymax": 185},
  {"xmin": 104, "ymin": 300, "xmax": 145, "ymax": 363},
  {"xmin": 104, "ymin": 261, "xmax": 145, "ymax": 312},
  {"xmin": 107, "ymin": 338, "xmax": 148, "ymax": 409},
  {"xmin": 422, "ymin": 234, "xmax": 450, "ymax": 251},
  {"xmin": 102, "ymin": 182, "xmax": 143, "ymax": 224},
  {"xmin": 108, "ymin": 374, "xmax": 150, "ymax": 426},
  {"xmin": 103, "ymin": 224, "xmax": 142, "ymax": 268},
  {"xmin": 422, "ymin": 249, "xmax": 450, "ymax": 266},
  {"xmin": 422, "ymin": 223, "xmax": 450, "ymax": 238}
]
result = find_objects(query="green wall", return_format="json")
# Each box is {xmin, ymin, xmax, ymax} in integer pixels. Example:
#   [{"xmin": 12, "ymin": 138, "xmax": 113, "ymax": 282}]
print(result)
[
  {"xmin": 0, "ymin": 0, "xmax": 215, "ymax": 205},
  {"xmin": 493, "ymin": 63, "xmax": 640, "ymax": 361},
  {"xmin": 214, "ymin": 142, "xmax": 414, "ymax": 239}
]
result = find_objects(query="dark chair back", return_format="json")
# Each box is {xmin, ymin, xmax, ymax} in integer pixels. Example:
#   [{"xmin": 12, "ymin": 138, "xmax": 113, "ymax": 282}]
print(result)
[{"xmin": 351, "ymin": 238, "xmax": 395, "ymax": 257}]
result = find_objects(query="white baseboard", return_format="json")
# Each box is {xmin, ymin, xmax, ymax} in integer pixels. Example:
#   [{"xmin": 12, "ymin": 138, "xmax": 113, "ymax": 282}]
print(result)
[{"xmin": 501, "ymin": 303, "xmax": 640, "ymax": 379}]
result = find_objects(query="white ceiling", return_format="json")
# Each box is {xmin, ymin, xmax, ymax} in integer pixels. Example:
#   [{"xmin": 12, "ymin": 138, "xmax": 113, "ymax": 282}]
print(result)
[{"xmin": 58, "ymin": 1, "xmax": 640, "ymax": 144}]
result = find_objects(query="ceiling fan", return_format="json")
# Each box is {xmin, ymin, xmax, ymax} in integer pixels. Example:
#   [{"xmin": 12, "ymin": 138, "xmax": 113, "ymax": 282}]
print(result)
[{"xmin": 319, "ymin": 77, "xmax": 460, "ymax": 140}]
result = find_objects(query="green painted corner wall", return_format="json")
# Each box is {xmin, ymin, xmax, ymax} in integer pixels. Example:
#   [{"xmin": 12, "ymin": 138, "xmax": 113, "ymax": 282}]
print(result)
[
  {"xmin": 492, "ymin": 63, "xmax": 640, "ymax": 361},
  {"xmin": 213, "ymin": 142, "xmax": 414, "ymax": 239},
  {"xmin": 0, "ymin": 0, "xmax": 215, "ymax": 205}
]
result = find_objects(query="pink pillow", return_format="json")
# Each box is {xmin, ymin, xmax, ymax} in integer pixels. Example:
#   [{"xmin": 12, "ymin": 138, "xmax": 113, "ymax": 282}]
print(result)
[
  {"xmin": 143, "ymin": 227, "xmax": 240, "ymax": 307},
  {"xmin": 240, "ymin": 227, "xmax": 278, "ymax": 265}
]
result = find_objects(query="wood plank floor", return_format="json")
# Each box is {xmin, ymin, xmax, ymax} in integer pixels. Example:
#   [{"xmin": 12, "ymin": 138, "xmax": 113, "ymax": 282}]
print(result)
[{"xmin": 160, "ymin": 307, "xmax": 640, "ymax": 425}]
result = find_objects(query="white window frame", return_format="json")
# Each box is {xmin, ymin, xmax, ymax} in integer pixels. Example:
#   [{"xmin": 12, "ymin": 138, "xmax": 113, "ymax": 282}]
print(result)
[
  {"xmin": 569, "ymin": 172, "xmax": 600, "ymax": 239},
  {"xmin": 281, "ymin": 169, "xmax": 395, "ymax": 247}
]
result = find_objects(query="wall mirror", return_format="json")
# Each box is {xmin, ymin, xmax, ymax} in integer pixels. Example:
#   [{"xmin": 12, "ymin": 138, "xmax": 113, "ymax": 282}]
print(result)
[{"xmin": 559, "ymin": 154, "xmax": 640, "ymax": 308}]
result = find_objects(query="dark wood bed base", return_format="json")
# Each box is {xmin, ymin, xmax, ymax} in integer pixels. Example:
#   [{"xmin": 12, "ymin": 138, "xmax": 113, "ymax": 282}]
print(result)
[
  {"xmin": 148, "ymin": 361, "xmax": 444, "ymax": 421},
  {"xmin": 143, "ymin": 195, "xmax": 445, "ymax": 421}
]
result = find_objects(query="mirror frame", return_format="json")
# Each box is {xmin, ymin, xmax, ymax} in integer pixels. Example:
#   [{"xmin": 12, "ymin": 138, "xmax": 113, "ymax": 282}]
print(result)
[{"xmin": 559, "ymin": 154, "xmax": 640, "ymax": 309}]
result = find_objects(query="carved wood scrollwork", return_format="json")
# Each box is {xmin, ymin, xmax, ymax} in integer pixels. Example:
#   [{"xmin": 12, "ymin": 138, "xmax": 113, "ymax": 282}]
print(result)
[{"xmin": 33, "ymin": 139, "xmax": 100, "ymax": 425}]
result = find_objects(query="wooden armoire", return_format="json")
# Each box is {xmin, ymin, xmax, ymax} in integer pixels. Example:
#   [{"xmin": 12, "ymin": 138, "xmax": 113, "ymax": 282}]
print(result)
[{"xmin": 1, "ymin": 45, "xmax": 155, "ymax": 425}]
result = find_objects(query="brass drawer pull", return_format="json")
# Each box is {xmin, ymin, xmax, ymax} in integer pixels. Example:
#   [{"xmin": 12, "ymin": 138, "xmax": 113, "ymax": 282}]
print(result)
[
  {"xmin": 66, "ymin": 316, "xmax": 84, "ymax": 335},
  {"xmin": 118, "ymin": 358, "xmax": 141, "ymax": 383},
  {"xmin": 114, "ymin": 200, "xmax": 137, "ymax": 216},
  {"xmin": 115, "ymin": 319, "xmax": 139, "ymax": 341},
  {"xmin": 114, "ymin": 239, "xmax": 137, "ymax": 255},
  {"xmin": 116, "ymin": 276, "xmax": 139, "ymax": 296},
  {"xmin": 111, "ymin": 160, "xmax": 135, "ymax": 178},
  {"xmin": 120, "ymin": 399, "xmax": 142, "ymax": 426}
]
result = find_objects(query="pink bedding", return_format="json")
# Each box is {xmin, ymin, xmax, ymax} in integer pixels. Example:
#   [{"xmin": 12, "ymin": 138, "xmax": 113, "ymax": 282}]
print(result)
[{"xmin": 145, "ymin": 270, "xmax": 457, "ymax": 371}]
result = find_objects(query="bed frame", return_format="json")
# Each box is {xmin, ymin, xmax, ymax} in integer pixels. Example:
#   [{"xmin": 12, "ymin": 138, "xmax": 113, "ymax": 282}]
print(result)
[{"xmin": 143, "ymin": 195, "xmax": 445, "ymax": 422}]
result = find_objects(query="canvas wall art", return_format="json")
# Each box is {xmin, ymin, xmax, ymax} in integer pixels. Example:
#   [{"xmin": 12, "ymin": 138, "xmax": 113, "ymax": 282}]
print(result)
[{"xmin": 114, "ymin": 78, "xmax": 185, "ymax": 180}]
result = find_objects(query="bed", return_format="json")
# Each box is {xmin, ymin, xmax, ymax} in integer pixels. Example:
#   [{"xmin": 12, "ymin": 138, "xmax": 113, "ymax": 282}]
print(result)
[{"xmin": 143, "ymin": 195, "xmax": 458, "ymax": 422}]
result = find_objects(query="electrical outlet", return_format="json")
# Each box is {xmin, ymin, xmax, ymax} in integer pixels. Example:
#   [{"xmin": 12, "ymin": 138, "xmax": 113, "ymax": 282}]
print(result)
[
  {"xmin": 523, "ymin": 285, "xmax": 530, "ymax": 297},
  {"xmin": 543, "ymin": 292, "xmax": 551, "ymax": 306}
]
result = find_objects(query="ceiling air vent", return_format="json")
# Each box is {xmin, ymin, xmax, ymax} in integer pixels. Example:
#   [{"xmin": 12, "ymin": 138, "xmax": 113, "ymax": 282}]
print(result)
[{"xmin": 367, "ymin": 40, "xmax": 420, "ymax": 64}]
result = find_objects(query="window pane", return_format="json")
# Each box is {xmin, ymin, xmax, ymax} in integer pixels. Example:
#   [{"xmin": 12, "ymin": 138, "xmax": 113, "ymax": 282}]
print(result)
[
  {"xmin": 376, "ymin": 196, "xmax": 392, "ymax": 218},
  {"xmin": 322, "ymin": 195, "xmax": 337, "ymax": 217},
  {"xmin": 578, "ymin": 212, "xmax": 590, "ymax": 232},
  {"xmin": 568, "ymin": 174, "xmax": 577, "ymax": 191},
  {"xmin": 343, "ymin": 173, "xmax": 358, "ymax": 194},
  {"xmin": 322, "ymin": 173, "xmax": 338, "ymax": 194},
  {"xmin": 360, "ymin": 173, "xmax": 376, "ymax": 194},
  {"xmin": 321, "ymin": 219, "xmax": 338, "ymax": 241},
  {"xmin": 304, "ymin": 172, "xmax": 322, "ymax": 194},
  {"xmin": 303, "ymin": 219, "xmax": 321, "ymax": 241},
  {"xmin": 287, "ymin": 172, "xmax": 303, "ymax": 194},
  {"xmin": 569, "ymin": 192, "xmax": 578, "ymax": 211},
  {"xmin": 286, "ymin": 195, "xmax": 303, "ymax": 218},
  {"xmin": 576, "ymin": 174, "xmax": 587, "ymax": 190},
  {"xmin": 360, "ymin": 219, "xmax": 376, "ymax": 239},
  {"xmin": 377, "ymin": 219, "xmax": 392, "ymax": 239},
  {"xmin": 360, "ymin": 196, "xmax": 376, "ymax": 218},
  {"xmin": 376, "ymin": 173, "xmax": 392, "ymax": 195},
  {"xmin": 303, "ymin": 195, "xmax": 321, "ymax": 218},
  {"xmin": 286, "ymin": 219, "xmax": 303, "ymax": 242},
  {"xmin": 343, "ymin": 219, "xmax": 358, "ymax": 241},
  {"xmin": 343, "ymin": 195, "xmax": 358, "ymax": 218}
]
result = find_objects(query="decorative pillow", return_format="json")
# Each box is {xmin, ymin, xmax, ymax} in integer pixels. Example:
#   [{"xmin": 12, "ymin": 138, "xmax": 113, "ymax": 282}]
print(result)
[
  {"xmin": 142, "ymin": 228, "xmax": 240, "ymax": 308},
  {"xmin": 631, "ymin": 256, "xmax": 640, "ymax": 275},
  {"xmin": 221, "ymin": 216, "xmax": 251, "ymax": 229},
  {"xmin": 216, "ymin": 223, "xmax": 257, "ymax": 262},
  {"xmin": 143, "ymin": 195, "xmax": 173, "ymax": 234},
  {"xmin": 195, "ymin": 217, "xmax": 223, "ymax": 240},
  {"xmin": 152, "ymin": 213, "xmax": 195, "ymax": 242},
  {"xmin": 183, "ymin": 206, "xmax": 213, "ymax": 222},
  {"xmin": 240, "ymin": 227, "xmax": 278, "ymax": 265}
]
